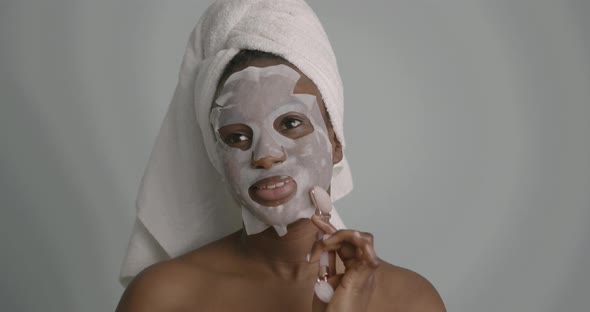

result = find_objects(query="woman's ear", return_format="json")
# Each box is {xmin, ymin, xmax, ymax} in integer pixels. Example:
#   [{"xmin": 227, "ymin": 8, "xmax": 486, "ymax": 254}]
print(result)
[{"xmin": 328, "ymin": 126, "xmax": 343, "ymax": 165}]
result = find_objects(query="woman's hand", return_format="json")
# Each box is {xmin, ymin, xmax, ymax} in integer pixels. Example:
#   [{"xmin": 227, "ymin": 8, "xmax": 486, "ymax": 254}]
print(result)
[{"xmin": 309, "ymin": 187, "xmax": 380, "ymax": 312}]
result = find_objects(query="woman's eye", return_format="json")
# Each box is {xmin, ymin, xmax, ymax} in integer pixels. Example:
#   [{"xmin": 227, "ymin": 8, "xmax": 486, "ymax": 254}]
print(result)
[
  {"xmin": 225, "ymin": 133, "xmax": 249, "ymax": 144},
  {"xmin": 283, "ymin": 118, "xmax": 302, "ymax": 130},
  {"xmin": 218, "ymin": 124, "xmax": 253, "ymax": 150},
  {"xmin": 273, "ymin": 112, "xmax": 314, "ymax": 139}
]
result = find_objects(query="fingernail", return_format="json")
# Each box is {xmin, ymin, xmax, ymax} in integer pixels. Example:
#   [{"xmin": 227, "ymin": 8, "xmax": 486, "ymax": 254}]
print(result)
[
  {"xmin": 306, "ymin": 253, "xmax": 311, "ymax": 262},
  {"xmin": 322, "ymin": 233, "xmax": 332, "ymax": 240}
]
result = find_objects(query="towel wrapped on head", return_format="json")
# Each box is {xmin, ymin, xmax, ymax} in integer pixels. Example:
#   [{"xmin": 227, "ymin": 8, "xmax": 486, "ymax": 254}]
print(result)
[{"xmin": 120, "ymin": 0, "xmax": 353, "ymax": 286}]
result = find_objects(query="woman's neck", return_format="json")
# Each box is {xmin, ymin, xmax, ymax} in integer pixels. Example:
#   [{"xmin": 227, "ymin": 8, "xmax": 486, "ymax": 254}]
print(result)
[{"xmin": 239, "ymin": 218, "xmax": 319, "ymax": 281}]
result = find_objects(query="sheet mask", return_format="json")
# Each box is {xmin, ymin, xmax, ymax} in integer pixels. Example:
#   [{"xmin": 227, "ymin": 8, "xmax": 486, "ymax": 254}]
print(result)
[{"xmin": 211, "ymin": 64, "xmax": 333, "ymax": 236}]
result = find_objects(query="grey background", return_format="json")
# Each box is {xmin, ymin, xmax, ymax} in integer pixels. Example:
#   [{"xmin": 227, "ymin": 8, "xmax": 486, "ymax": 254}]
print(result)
[{"xmin": 1, "ymin": 0, "xmax": 589, "ymax": 311}]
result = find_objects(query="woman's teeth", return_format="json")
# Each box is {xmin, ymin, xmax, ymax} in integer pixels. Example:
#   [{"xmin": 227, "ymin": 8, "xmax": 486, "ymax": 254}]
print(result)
[
  {"xmin": 249, "ymin": 175, "xmax": 297, "ymax": 206},
  {"xmin": 256, "ymin": 178, "xmax": 292, "ymax": 190}
]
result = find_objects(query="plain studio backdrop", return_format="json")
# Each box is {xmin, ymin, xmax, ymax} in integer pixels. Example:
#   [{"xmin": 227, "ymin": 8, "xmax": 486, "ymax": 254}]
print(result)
[{"xmin": 1, "ymin": 0, "xmax": 589, "ymax": 311}]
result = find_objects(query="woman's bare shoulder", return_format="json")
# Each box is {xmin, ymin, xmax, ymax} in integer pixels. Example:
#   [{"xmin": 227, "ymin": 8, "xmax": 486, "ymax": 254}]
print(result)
[
  {"xmin": 372, "ymin": 260, "xmax": 446, "ymax": 312},
  {"xmin": 115, "ymin": 259, "xmax": 200, "ymax": 311},
  {"xmin": 116, "ymin": 232, "xmax": 241, "ymax": 312}
]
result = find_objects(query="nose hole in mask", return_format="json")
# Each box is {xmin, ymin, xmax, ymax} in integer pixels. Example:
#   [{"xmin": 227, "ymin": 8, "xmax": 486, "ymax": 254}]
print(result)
[{"xmin": 251, "ymin": 146, "xmax": 287, "ymax": 169}]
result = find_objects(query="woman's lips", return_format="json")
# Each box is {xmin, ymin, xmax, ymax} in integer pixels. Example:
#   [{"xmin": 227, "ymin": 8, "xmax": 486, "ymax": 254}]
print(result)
[{"xmin": 249, "ymin": 175, "xmax": 297, "ymax": 207}]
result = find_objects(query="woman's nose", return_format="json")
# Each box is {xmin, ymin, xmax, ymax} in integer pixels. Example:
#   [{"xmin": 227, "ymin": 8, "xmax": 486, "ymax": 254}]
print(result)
[
  {"xmin": 251, "ymin": 130, "xmax": 286, "ymax": 169},
  {"xmin": 251, "ymin": 146, "xmax": 287, "ymax": 169}
]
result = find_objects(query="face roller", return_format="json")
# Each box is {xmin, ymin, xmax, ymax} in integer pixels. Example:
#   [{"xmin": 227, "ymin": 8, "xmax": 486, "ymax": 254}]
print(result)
[{"xmin": 311, "ymin": 186, "xmax": 335, "ymax": 303}]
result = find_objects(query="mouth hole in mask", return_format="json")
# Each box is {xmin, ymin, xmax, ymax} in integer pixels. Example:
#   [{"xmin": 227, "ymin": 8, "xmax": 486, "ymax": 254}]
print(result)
[{"xmin": 248, "ymin": 175, "xmax": 298, "ymax": 207}]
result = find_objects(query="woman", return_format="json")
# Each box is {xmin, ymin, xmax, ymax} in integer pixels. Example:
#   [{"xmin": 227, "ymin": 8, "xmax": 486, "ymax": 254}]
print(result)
[{"xmin": 117, "ymin": 0, "xmax": 445, "ymax": 311}]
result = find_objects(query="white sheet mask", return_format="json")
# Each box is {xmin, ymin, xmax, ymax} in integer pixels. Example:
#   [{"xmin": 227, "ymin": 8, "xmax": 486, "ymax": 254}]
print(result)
[{"xmin": 211, "ymin": 64, "xmax": 333, "ymax": 236}]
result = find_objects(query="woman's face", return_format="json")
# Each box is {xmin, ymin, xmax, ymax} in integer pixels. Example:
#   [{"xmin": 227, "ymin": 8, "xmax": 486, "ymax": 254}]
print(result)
[{"xmin": 211, "ymin": 59, "xmax": 341, "ymax": 234}]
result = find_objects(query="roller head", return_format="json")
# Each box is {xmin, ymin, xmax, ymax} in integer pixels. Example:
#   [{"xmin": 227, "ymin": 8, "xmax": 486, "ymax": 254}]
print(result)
[
  {"xmin": 310, "ymin": 186, "xmax": 332, "ymax": 214},
  {"xmin": 314, "ymin": 280, "xmax": 334, "ymax": 303}
]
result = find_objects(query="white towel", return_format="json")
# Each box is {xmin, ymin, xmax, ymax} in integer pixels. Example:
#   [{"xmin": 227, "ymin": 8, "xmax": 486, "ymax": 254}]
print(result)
[{"xmin": 120, "ymin": 0, "xmax": 353, "ymax": 286}]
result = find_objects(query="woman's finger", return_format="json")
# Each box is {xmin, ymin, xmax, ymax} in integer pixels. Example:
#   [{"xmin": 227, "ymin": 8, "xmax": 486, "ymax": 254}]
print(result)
[
  {"xmin": 308, "ymin": 230, "xmax": 360, "ymax": 260},
  {"xmin": 341, "ymin": 232, "xmax": 380, "ymax": 268},
  {"xmin": 355, "ymin": 232, "xmax": 380, "ymax": 268},
  {"xmin": 311, "ymin": 214, "xmax": 338, "ymax": 234},
  {"xmin": 309, "ymin": 230, "xmax": 380, "ymax": 267}
]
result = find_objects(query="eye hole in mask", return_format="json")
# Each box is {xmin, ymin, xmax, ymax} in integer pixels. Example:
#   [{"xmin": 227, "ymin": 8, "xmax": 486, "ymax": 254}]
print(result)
[
  {"xmin": 218, "ymin": 111, "xmax": 315, "ymax": 150},
  {"xmin": 274, "ymin": 112, "xmax": 315, "ymax": 139},
  {"xmin": 218, "ymin": 124, "xmax": 253, "ymax": 150}
]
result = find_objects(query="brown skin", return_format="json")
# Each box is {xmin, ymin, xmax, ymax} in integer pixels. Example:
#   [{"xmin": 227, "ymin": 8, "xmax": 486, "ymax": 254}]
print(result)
[{"xmin": 116, "ymin": 58, "xmax": 446, "ymax": 312}]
